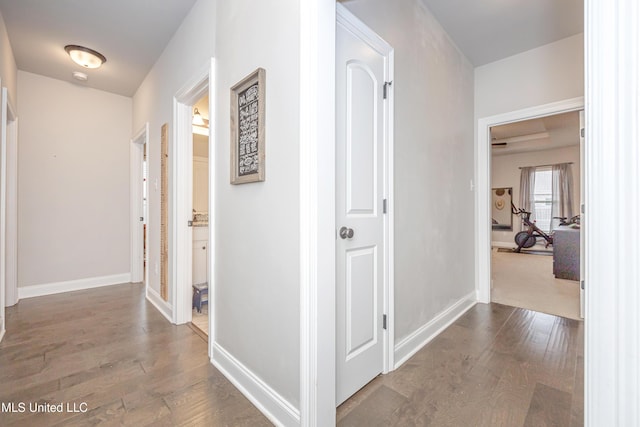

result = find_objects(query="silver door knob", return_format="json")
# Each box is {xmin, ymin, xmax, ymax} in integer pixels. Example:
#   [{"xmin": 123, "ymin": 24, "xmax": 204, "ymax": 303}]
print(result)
[{"xmin": 339, "ymin": 226, "xmax": 354, "ymax": 239}]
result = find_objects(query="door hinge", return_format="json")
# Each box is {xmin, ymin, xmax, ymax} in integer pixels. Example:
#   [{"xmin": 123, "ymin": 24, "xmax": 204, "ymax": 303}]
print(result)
[
  {"xmin": 383, "ymin": 81, "xmax": 393, "ymax": 100},
  {"xmin": 139, "ymin": 216, "xmax": 144, "ymax": 222},
  {"xmin": 188, "ymin": 220, "xmax": 193, "ymax": 227},
  {"xmin": 581, "ymin": 280, "xmax": 585, "ymax": 290},
  {"xmin": 581, "ymin": 128, "xmax": 585, "ymax": 138},
  {"xmin": 383, "ymin": 199, "xmax": 388, "ymax": 214},
  {"xmin": 383, "ymin": 314, "xmax": 388, "ymax": 330},
  {"xmin": 581, "ymin": 204, "xmax": 585, "ymax": 214}
]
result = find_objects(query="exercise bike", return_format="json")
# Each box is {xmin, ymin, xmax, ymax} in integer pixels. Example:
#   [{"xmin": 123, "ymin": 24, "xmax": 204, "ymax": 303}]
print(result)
[{"xmin": 511, "ymin": 203, "xmax": 553, "ymax": 252}]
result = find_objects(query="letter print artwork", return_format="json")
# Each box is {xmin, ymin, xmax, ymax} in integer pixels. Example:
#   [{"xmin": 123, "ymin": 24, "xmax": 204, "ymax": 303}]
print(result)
[{"xmin": 230, "ymin": 68, "xmax": 265, "ymax": 184}]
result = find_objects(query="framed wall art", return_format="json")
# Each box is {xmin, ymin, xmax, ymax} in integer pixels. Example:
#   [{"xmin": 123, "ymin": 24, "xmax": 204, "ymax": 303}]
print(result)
[
  {"xmin": 491, "ymin": 187, "xmax": 513, "ymax": 231},
  {"xmin": 230, "ymin": 67, "xmax": 266, "ymax": 184}
]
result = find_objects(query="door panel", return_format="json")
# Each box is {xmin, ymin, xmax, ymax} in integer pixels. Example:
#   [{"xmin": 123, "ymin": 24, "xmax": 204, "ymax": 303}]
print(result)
[
  {"xmin": 336, "ymin": 18, "xmax": 387, "ymax": 405},
  {"xmin": 346, "ymin": 63, "xmax": 377, "ymax": 215},
  {"xmin": 345, "ymin": 246, "xmax": 377, "ymax": 360}
]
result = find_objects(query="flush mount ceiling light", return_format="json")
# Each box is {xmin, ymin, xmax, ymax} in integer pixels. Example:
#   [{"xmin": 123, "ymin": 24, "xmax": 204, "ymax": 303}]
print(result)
[{"xmin": 64, "ymin": 45, "xmax": 106, "ymax": 69}]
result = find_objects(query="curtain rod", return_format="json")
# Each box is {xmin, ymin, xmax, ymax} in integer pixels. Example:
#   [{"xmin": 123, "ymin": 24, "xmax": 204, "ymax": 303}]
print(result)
[{"xmin": 518, "ymin": 162, "xmax": 574, "ymax": 169}]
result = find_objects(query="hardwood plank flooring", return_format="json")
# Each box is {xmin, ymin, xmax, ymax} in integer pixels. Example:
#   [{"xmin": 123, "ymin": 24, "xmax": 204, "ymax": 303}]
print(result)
[
  {"xmin": 1, "ymin": 285, "xmax": 582, "ymax": 426},
  {"xmin": 337, "ymin": 303, "xmax": 583, "ymax": 427},
  {"xmin": 0, "ymin": 283, "xmax": 270, "ymax": 427}
]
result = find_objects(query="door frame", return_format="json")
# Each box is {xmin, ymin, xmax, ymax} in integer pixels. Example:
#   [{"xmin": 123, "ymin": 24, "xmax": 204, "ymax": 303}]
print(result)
[
  {"xmin": 335, "ymin": 0, "xmax": 395, "ymax": 395},
  {"xmin": 0, "ymin": 85, "xmax": 16, "ymax": 342},
  {"xmin": 0, "ymin": 85, "xmax": 5, "ymax": 341},
  {"xmin": 4, "ymin": 90, "xmax": 17, "ymax": 311},
  {"xmin": 475, "ymin": 97, "xmax": 584, "ymax": 303},
  {"xmin": 299, "ymin": 3, "xmax": 395, "ymax": 423},
  {"xmin": 130, "ymin": 122, "xmax": 149, "ymax": 285},
  {"xmin": 171, "ymin": 59, "xmax": 214, "ymax": 347},
  {"xmin": 299, "ymin": 1, "xmax": 337, "ymax": 424}
]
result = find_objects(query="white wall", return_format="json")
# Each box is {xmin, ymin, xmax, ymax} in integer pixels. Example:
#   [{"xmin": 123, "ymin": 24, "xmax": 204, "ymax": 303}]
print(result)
[
  {"xmin": 341, "ymin": 0, "xmax": 476, "ymax": 347},
  {"xmin": 491, "ymin": 146, "xmax": 580, "ymax": 245},
  {"xmin": 475, "ymin": 33, "xmax": 584, "ymax": 119},
  {"xmin": 0, "ymin": 9, "xmax": 17, "ymax": 108},
  {"xmin": 17, "ymin": 71, "xmax": 132, "ymax": 287},
  {"xmin": 214, "ymin": 0, "xmax": 301, "ymax": 412}
]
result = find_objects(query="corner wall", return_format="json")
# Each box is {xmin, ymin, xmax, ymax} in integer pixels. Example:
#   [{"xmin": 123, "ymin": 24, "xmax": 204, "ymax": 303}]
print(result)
[
  {"xmin": 213, "ymin": 0, "xmax": 301, "ymax": 421},
  {"xmin": 17, "ymin": 71, "xmax": 132, "ymax": 292},
  {"xmin": 133, "ymin": 0, "xmax": 302, "ymax": 423},
  {"xmin": 340, "ymin": 0, "xmax": 476, "ymax": 360}
]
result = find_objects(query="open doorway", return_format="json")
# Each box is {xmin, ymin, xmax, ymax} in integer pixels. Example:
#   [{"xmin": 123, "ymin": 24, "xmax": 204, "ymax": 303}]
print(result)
[
  {"xmin": 131, "ymin": 123, "xmax": 149, "ymax": 287},
  {"xmin": 489, "ymin": 110, "xmax": 583, "ymax": 319},
  {"xmin": 190, "ymin": 95, "xmax": 210, "ymax": 336},
  {"xmin": 170, "ymin": 59, "xmax": 214, "ymax": 359}
]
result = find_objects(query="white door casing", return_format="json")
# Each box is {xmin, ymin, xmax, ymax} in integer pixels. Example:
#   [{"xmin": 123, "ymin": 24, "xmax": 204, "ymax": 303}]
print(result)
[
  {"xmin": 336, "ymin": 7, "xmax": 393, "ymax": 405},
  {"xmin": 171, "ymin": 59, "xmax": 215, "ymax": 362},
  {"xmin": 0, "ymin": 86, "xmax": 6, "ymax": 341},
  {"xmin": 131, "ymin": 123, "xmax": 149, "ymax": 285},
  {"xmin": 5, "ymin": 101, "xmax": 17, "ymax": 309},
  {"xmin": 578, "ymin": 110, "xmax": 585, "ymax": 319}
]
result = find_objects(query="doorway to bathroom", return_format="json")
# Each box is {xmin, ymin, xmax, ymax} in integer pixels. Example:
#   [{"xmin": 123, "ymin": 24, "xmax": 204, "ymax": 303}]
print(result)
[
  {"xmin": 170, "ymin": 59, "xmax": 214, "ymax": 356},
  {"xmin": 190, "ymin": 94, "xmax": 210, "ymax": 336}
]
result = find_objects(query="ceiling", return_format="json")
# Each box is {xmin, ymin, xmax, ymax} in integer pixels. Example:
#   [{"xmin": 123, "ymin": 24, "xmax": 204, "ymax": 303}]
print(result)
[
  {"xmin": 420, "ymin": 0, "xmax": 584, "ymax": 66},
  {"xmin": 0, "ymin": 0, "xmax": 197, "ymax": 96},
  {"xmin": 491, "ymin": 111, "xmax": 580, "ymax": 156},
  {"xmin": 0, "ymin": 1, "xmax": 583, "ymax": 97}
]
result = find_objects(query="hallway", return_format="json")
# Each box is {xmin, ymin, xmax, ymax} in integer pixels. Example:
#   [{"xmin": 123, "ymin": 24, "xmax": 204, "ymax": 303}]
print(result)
[{"xmin": 0, "ymin": 283, "xmax": 269, "ymax": 426}]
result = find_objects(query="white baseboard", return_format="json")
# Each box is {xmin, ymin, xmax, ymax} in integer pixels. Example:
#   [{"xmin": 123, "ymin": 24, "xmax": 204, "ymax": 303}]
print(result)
[
  {"xmin": 18, "ymin": 273, "xmax": 132, "ymax": 299},
  {"xmin": 394, "ymin": 292, "xmax": 477, "ymax": 369},
  {"xmin": 0, "ymin": 326, "xmax": 5, "ymax": 343},
  {"xmin": 145, "ymin": 286, "xmax": 173, "ymax": 323},
  {"xmin": 211, "ymin": 342, "xmax": 300, "ymax": 427}
]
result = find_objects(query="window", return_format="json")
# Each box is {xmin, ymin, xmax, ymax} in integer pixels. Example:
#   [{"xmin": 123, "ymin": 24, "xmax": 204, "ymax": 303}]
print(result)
[{"xmin": 533, "ymin": 167, "xmax": 552, "ymax": 232}]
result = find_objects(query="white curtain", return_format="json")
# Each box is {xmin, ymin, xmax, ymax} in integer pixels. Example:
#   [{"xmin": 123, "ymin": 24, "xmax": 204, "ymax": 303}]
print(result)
[
  {"xmin": 551, "ymin": 163, "xmax": 574, "ymax": 228},
  {"xmin": 519, "ymin": 167, "xmax": 536, "ymax": 231}
]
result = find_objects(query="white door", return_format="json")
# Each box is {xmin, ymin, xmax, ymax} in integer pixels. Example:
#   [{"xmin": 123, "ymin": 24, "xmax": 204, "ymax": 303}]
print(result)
[{"xmin": 336, "ymin": 14, "xmax": 388, "ymax": 405}]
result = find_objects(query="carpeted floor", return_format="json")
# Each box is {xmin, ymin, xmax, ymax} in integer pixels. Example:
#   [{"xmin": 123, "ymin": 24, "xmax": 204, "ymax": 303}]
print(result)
[{"xmin": 491, "ymin": 247, "xmax": 581, "ymax": 320}]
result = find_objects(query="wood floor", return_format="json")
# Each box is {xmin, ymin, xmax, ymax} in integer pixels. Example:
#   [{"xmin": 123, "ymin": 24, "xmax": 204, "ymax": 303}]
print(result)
[
  {"xmin": 0, "ymin": 284, "xmax": 583, "ymax": 427},
  {"xmin": 337, "ymin": 303, "xmax": 583, "ymax": 426},
  {"xmin": 190, "ymin": 304, "xmax": 209, "ymax": 337},
  {"xmin": 0, "ymin": 283, "xmax": 270, "ymax": 427}
]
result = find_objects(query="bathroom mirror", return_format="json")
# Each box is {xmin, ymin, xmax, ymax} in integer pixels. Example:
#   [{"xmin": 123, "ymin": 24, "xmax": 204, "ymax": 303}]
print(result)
[{"xmin": 492, "ymin": 187, "xmax": 512, "ymax": 231}]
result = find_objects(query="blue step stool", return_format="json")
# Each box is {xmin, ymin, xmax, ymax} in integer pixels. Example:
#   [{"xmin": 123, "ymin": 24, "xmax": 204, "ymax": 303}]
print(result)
[{"xmin": 192, "ymin": 283, "xmax": 208, "ymax": 313}]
